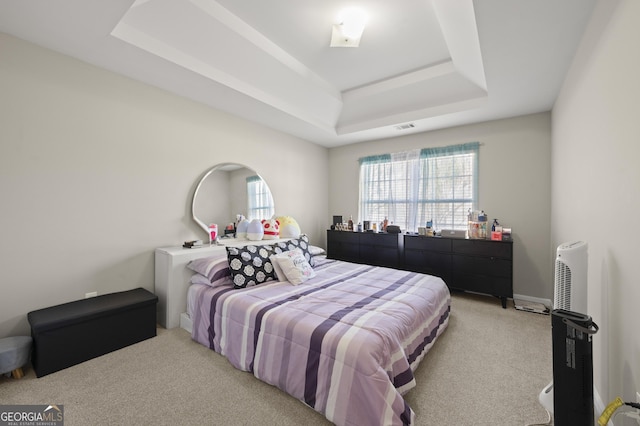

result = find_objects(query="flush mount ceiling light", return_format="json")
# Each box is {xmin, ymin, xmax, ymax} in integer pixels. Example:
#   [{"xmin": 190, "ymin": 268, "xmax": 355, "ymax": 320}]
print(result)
[{"xmin": 330, "ymin": 7, "xmax": 368, "ymax": 48}]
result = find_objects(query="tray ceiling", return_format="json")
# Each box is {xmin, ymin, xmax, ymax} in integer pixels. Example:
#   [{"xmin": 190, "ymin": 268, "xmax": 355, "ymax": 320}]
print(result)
[{"xmin": 0, "ymin": 0, "xmax": 596, "ymax": 147}]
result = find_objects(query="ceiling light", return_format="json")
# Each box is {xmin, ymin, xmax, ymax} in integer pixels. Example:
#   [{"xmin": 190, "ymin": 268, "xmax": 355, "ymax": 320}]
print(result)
[{"xmin": 331, "ymin": 7, "xmax": 368, "ymax": 48}]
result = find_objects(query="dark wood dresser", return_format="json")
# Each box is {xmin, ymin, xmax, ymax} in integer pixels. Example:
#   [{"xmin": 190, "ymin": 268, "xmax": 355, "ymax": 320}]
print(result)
[
  {"xmin": 326, "ymin": 229, "xmax": 403, "ymax": 268},
  {"xmin": 327, "ymin": 230, "xmax": 513, "ymax": 308}
]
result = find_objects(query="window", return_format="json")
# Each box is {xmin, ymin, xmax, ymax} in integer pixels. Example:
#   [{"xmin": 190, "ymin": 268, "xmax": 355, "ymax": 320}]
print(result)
[
  {"xmin": 359, "ymin": 142, "xmax": 478, "ymax": 232},
  {"xmin": 246, "ymin": 175, "xmax": 274, "ymax": 220}
]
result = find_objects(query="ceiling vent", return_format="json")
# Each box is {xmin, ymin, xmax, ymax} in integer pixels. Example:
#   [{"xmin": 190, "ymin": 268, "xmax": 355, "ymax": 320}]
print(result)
[{"xmin": 395, "ymin": 123, "xmax": 416, "ymax": 131}]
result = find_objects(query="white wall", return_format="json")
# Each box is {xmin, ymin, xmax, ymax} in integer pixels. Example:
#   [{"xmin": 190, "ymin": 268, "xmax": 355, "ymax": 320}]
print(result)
[
  {"xmin": 328, "ymin": 113, "xmax": 552, "ymax": 300},
  {"xmin": 0, "ymin": 33, "xmax": 328, "ymax": 337},
  {"xmin": 551, "ymin": 0, "xmax": 639, "ymax": 412}
]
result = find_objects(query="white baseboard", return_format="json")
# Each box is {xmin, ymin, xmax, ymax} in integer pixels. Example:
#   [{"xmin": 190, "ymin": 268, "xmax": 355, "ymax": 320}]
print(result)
[
  {"xmin": 180, "ymin": 312, "xmax": 193, "ymax": 334},
  {"xmin": 513, "ymin": 293, "xmax": 552, "ymax": 308}
]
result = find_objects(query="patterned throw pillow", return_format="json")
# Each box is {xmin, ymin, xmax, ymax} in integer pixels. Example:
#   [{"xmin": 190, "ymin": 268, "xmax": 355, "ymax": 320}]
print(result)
[
  {"xmin": 226, "ymin": 244, "xmax": 284, "ymax": 289},
  {"xmin": 271, "ymin": 248, "xmax": 316, "ymax": 285},
  {"xmin": 280, "ymin": 234, "xmax": 316, "ymax": 267}
]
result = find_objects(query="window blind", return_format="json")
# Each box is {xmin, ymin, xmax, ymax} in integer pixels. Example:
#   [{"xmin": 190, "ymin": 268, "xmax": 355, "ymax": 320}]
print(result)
[
  {"xmin": 358, "ymin": 142, "xmax": 478, "ymax": 232},
  {"xmin": 246, "ymin": 175, "xmax": 274, "ymax": 220}
]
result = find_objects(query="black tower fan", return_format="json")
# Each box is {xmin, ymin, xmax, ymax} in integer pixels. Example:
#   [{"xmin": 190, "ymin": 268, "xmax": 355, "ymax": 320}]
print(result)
[{"xmin": 551, "ymin": 309, "xmax": 599, "ymax": 426}]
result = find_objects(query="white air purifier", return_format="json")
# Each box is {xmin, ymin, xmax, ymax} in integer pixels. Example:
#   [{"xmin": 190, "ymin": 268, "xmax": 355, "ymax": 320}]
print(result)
[
  {"xmin": 538, "ymin": 241, "xmax": 588, "ymax": 418},
  {"xmin": 553, "ymin": 241, "xmax": 588, "ymax": 313}
]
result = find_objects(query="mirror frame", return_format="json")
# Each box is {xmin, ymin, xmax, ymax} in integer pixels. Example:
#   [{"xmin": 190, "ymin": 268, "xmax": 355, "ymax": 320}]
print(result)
[{"xmin": 191, "ymin": 163, "xmax": 274, "ymax": 242}]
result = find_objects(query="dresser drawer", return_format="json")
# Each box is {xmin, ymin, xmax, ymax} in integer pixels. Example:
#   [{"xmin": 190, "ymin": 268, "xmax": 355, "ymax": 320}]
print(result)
[
  {"xmin": 452, "ymin": 254, "xmax": 512, "ymax": 278},
  {"xmin": 327, "ymin": 230, "xmax": 400, "ymax": 265},
  {"xmin": 328, "ymin": 231, "xmax": 358, "ymax": 243},
  {"xmin": 404, "ymin": 236, "xmax": 452, "ymax": 252},
  {"xmin": 362, "ymin": 245, "xmax": 400, "ymax": 268},
  {"xmin": 360, "ymin": 232, "xmax": 400, "ymax": 248},
  {"xmin": 405, "ymin": 250, "xmax": 451, "ymax": 269},
  {"xmin": 452, "ymin": 239, "xmax": 512, "ymax": 259},
  {"xmin": 327, "ymin": 231, "xmax": 359, "ymax": 262},
  {"xmin": 327, "ymin": 242, "xmax": 359, "ymax": 261},
  {"xmin": 404, "ymin": 250, "xmax": 451, "ymax": 282},
  {"xmin": 451, "ymin": 271, "xmax": 512, "ymax": 298}
]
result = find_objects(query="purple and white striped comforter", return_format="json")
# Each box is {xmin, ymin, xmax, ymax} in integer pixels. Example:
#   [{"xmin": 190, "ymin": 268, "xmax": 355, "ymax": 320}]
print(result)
[{"xmin": 190, "ymin": 257, "xmax": 450, "ymax": 426}]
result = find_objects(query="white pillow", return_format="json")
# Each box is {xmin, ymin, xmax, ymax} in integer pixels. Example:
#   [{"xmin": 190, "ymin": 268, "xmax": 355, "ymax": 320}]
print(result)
[
  {"xmin": 271, "ymin": 249, "xmax": 316, "ymax": 285},
  {"xmin": 308, "ymin": 245, "xmax": 325, "ymax": 256},
  {"xmin": 269, "ymin": 253, "xmax": 287, "ymax": 282}
]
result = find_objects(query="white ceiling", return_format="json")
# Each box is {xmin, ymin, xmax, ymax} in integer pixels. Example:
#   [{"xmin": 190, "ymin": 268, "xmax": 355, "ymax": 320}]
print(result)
[{"xmin": 0, "ymin": 0, "xmax": 596, "ymax": 147}]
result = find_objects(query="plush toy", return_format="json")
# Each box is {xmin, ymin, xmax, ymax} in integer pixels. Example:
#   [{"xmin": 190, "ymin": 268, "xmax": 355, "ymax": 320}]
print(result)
[
  {"xmin": 261, "ymin": 218, "xmax": 280, "ymax": 240},
  {"xmin": 236, "ymin": 218, "xmax": 250, "ymax": 239},
  {"xmin": 246, "ymin": 219, "xmax": 264, "ymax": 241},
  {"xmin": 276, "ymin": 216, "xmax": 301, "ymax": 238}
]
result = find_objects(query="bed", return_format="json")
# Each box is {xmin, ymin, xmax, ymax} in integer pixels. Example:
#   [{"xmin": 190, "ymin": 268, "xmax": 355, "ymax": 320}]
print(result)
[{"xmin": 185, "ymin": 238, "xmax": 450, "ymax": 426}]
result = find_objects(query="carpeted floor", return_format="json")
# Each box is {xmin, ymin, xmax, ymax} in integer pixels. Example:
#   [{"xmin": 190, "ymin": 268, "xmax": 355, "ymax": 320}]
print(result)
[{"xmin": 0, "ymin": 292, "xmax": 553, "ymax": 425}]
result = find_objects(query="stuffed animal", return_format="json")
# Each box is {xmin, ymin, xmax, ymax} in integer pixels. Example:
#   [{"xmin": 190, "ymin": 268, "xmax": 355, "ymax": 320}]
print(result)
[
  {"xmin": 246, "ymin": 219, "xmax": 264, "ymax": 241},
  {"xmin": 261, "ymin": 218, "xmax": 280, "ymax": 240},
  {"xmin": 276, "ymin": 216, "xmax": 301, "ymax": 238},
  {"xmin": 236, "ymin": 218, "xmax": 250, "ymax": 239}
]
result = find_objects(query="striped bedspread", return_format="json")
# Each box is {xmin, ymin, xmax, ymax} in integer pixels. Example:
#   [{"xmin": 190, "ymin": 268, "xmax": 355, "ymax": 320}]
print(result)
[{"xmin": 190, "ymin": 257, "xmax": 450, "ymax": 426}]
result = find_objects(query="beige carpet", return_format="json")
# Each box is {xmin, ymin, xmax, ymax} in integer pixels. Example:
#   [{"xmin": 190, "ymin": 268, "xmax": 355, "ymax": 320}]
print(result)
[{"xmin": 0, "ymin": 292, "xmax": 553, "ymax": 425}]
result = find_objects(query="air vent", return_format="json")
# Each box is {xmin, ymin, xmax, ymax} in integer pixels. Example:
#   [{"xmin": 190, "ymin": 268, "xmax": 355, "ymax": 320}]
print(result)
[{"xmin": 394, "ymin": 123, "xmax": 415, "ymax": 131}]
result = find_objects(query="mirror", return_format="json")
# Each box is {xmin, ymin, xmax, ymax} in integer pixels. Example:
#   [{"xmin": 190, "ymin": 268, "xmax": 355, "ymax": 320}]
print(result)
[{"xmin": 192, "ymin": 163, "xmax": 275, "ymax": 242}]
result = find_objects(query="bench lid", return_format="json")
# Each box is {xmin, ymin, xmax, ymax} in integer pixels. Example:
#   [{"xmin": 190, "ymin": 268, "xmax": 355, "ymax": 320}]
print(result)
[{"xmin": 27, "ymin": 288, "xmax": 158, "ymax": 333}]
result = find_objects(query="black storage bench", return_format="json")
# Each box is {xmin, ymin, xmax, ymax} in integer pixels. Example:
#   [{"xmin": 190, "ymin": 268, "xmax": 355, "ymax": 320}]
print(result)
[{"xmin": 27, "ymin": 287, "xmax": 158, "ymax": 377}]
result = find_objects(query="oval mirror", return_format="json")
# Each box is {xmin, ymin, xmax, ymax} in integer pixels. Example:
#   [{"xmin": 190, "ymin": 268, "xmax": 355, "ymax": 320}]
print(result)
[{"xmin": 192, "ymin": 163, "xmax": 275, "ymax": 242}]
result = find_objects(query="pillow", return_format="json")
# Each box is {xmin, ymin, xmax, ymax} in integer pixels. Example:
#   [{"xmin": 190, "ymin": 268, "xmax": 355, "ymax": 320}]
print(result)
[
  {"xmin": 226, "ymin": 244, "xmax": 283, "ymax": 289},
  {"xmin": 276, "ymin": 216, "xmax": 301, "ymax": 238},
  {"xmin": 187, "ymin": 254, "xmax": 232, "ymax": 287},
  {"xmin": 261, "ymin": 218, "xmax": 280, "ymax": 239},
  {"xmin": 269, "ymin": 253, "xmax": 287, "ymax": 282},
  {"xmin": 282, "ymin": 234, "xmax": 316, "ymax": 267},
  {"xmin": 308, "ymin": 245, "xmax": 325, "ymax": 256},
  {"xmin": 271, "ymin": 249, "xmax": 316, "ymax": 285},
  {"xmin": 236, "ymin": 218, "xmax": 250, "ymax": 239},
  {"xmin": 190, "ymin": 272, "xmax": 232, "ymax": 287},
  {"xmin": 246, "ymin": 219, "xmax": 264, "ymax": 241}
]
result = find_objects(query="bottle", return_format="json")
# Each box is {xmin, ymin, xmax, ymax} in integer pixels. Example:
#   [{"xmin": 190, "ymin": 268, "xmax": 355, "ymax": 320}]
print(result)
[
  {"xmin": 208, "ymin": 223, "xmax": 218, "ymax": 244},
  {"xmin": 492, "ymin": 219, "xmax": 499, "ymax": 232},
  {"xmin": 357, "ymin": 222, "xmax": 362, "ymax": 232},
  {"xmin": 383, "ymin": 216, "xmax": 388, "ymax": 232},
  {"xmin": 348, "ymin": 215, "xmax": 354, "ymax": 231}
]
